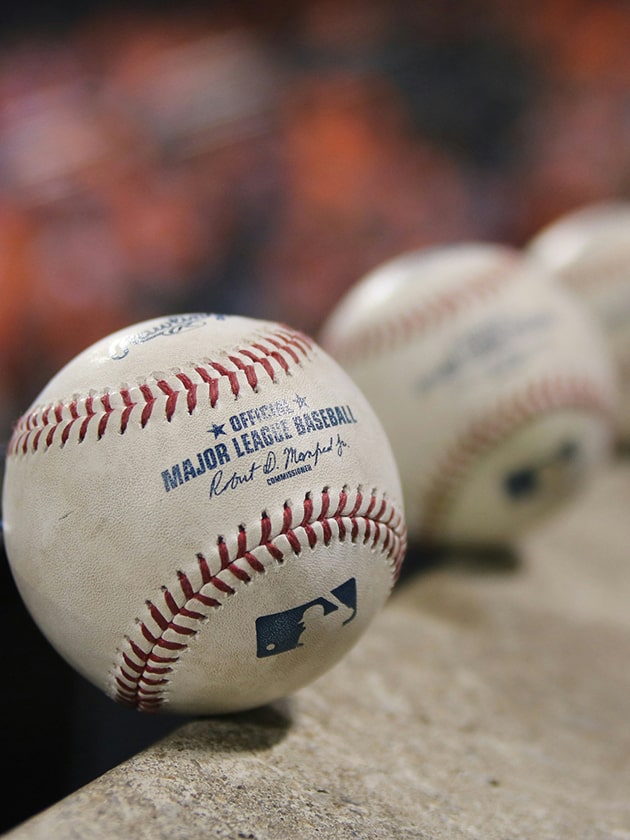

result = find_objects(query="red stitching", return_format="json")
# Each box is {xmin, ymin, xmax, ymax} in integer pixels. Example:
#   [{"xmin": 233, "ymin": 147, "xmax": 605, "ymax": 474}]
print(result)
[
  {"xmin": 8, "ymin": 328, "xmax": 313, "ymax": 455},
  {"xmin": 113, "ymin": 487, "xmax": 406, "ymax": 712},
  {"xmin": 418, "ymin": 376, "xmax": 615, "ymax": 541},
  {"xmin": 120, "ymin": 388, "xmax": 135, "ymax": 434},
  {"xmin": 174, "ymin": 372, "xmax": 198, "ymax": 414},
  {"xmin": 325, "ymin": 255, "xmax": 517, "ymax": 364}
]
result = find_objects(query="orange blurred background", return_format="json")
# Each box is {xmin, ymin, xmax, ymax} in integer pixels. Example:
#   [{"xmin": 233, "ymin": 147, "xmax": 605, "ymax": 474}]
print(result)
[
  {"xmin": 1, "ymin": 0, "xmax": 629, "ymax": 436},
  {"xmin": 0, "ymin": 0, "xmax": 629, "ymax": 831}
]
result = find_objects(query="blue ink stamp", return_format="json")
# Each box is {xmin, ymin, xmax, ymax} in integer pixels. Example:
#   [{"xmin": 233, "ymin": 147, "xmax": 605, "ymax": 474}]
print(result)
[
  {"xmin": 503, "ymin": 440, "xmax": 579, "ymax": 500},
  {"xmin": 255, "ymin": 578, "xmax": 357, "ymax": 658}
]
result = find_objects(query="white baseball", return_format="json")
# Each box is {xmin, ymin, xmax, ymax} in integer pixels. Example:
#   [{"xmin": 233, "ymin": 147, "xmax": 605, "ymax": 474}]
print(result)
[
  {"xmin": 2, "ymin": 314, "xmax": 406, "ymax": 715},
  {"xmin": 319, "ymin": 243, "xmax": 618, "ymax": 546},
  {"xmin": 527, "ymin": 201, "xmax": 630, "ymax": 440}
]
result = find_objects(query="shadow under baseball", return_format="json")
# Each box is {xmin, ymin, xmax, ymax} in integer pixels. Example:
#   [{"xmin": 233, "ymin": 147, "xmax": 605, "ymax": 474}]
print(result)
[{"xmin": 398, "ymin": 539, "xmax": 522, "ymax": 586}]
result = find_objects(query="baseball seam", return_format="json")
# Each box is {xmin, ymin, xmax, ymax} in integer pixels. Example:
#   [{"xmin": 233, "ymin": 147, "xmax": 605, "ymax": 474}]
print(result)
[
  {"xmin": 418, "ymin": 375, "xmax": 614, "ymax": 541},
  {"xmin": 8, "ymin": 327, "xmax": 313, "ymax": 456},
  {"xmin": 113, "ymin": 486, "xmax": 407, "ymax": 712},
  {"xmin": 324, "ymin": 254, "xmax": 519, "ymax": 364}
]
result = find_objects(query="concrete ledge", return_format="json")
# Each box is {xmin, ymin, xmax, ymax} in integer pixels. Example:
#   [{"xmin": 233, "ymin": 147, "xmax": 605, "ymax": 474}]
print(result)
[{"xmin": 6, "ymin": 462, "xmax": 630, "ymax": 839}]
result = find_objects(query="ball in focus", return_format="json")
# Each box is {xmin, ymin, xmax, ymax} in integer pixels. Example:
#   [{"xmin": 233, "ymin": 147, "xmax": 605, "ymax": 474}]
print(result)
[
  {"xmin": 527, "ymin": 201, "xmax": 630, "ymax": 441},
  {"xmin": 2, "ymin": 313, "xmax": 406, "ymax": 714},
  {"xmin": 320, "ymin": 243, "xmax": 618, "ymax": 547}
]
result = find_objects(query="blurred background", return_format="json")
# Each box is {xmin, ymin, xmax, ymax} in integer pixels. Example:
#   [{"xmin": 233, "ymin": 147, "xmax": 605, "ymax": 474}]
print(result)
[{"xmin": 0, "ymin": 0, "xmax": 629, "ymax": 832}]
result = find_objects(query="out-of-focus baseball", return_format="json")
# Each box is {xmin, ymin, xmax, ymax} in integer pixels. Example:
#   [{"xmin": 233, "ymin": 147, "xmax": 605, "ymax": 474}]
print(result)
[
  {"xmin": 2, "ymin": 314, "xmax": 406, "ymax": 714},
  {"xmin": 527, "ymin": 201, "xmax": 630, "ymax": 440},
  {"xmin": 319, "ymin": 243, "xmax": 618, "ymax": 546}
]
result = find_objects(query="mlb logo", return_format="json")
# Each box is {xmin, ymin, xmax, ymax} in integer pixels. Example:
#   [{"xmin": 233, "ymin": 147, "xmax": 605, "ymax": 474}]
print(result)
[{"xmin": 256, "ymin": 578, "xmax": 357, "ymax": 658}]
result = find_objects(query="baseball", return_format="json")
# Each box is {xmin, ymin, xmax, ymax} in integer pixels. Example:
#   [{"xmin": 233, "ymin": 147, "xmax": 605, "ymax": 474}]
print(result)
[
  {"xmin": 2, "ymin": 313, "xmax": 406, "ymax": 715},
  {"xmin": 319, "ymin": 243, "xmax": 618, "ymax": 547},
  {"xmin": 526, "ymin": 201, "xmax": 630, "ymax": 440}
]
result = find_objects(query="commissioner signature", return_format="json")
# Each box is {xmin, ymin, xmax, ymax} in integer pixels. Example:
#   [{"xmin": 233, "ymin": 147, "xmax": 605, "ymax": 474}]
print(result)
[
  {"xmin": 209, "ymin": 451, "xmax": 276, "ymax": 499},
  {"xmin": 208, "ymin": 434, "xmax": 349, "ymax": 499},
  {"xmin": 283, "ymin": 433, "xmax": 348, "ymax": 470}
]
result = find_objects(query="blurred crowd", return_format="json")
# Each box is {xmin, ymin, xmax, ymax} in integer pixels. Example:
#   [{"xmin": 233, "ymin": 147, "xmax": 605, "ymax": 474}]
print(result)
[{"xmin": 0, "ymin": 0, "xmax": 629, "ymax": 435}]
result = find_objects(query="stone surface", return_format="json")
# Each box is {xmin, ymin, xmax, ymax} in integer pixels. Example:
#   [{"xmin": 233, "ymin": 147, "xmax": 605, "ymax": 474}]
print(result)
[{"xmin": 6, "ymin": 460, "xmax": 630, "ymax": 840}]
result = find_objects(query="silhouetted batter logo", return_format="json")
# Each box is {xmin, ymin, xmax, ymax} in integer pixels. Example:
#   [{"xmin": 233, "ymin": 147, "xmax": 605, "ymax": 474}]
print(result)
[
  {"xmin": 255, "ymin": 578, "xmax": 357, "ymax": 658},
  {"xmin": 503, "ymin": 440, "xmax": 579, "ymax": 500}
]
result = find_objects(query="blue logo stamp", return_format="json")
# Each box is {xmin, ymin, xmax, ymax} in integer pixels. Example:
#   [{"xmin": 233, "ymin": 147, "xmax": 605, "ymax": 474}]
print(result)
[
  {"xmin": 255, "ymin": 578, "xmax": 357, "ymax": 658},
  {"xmin": 503, "ymin": 440, "xmax": 579, "ymax": 500}
]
